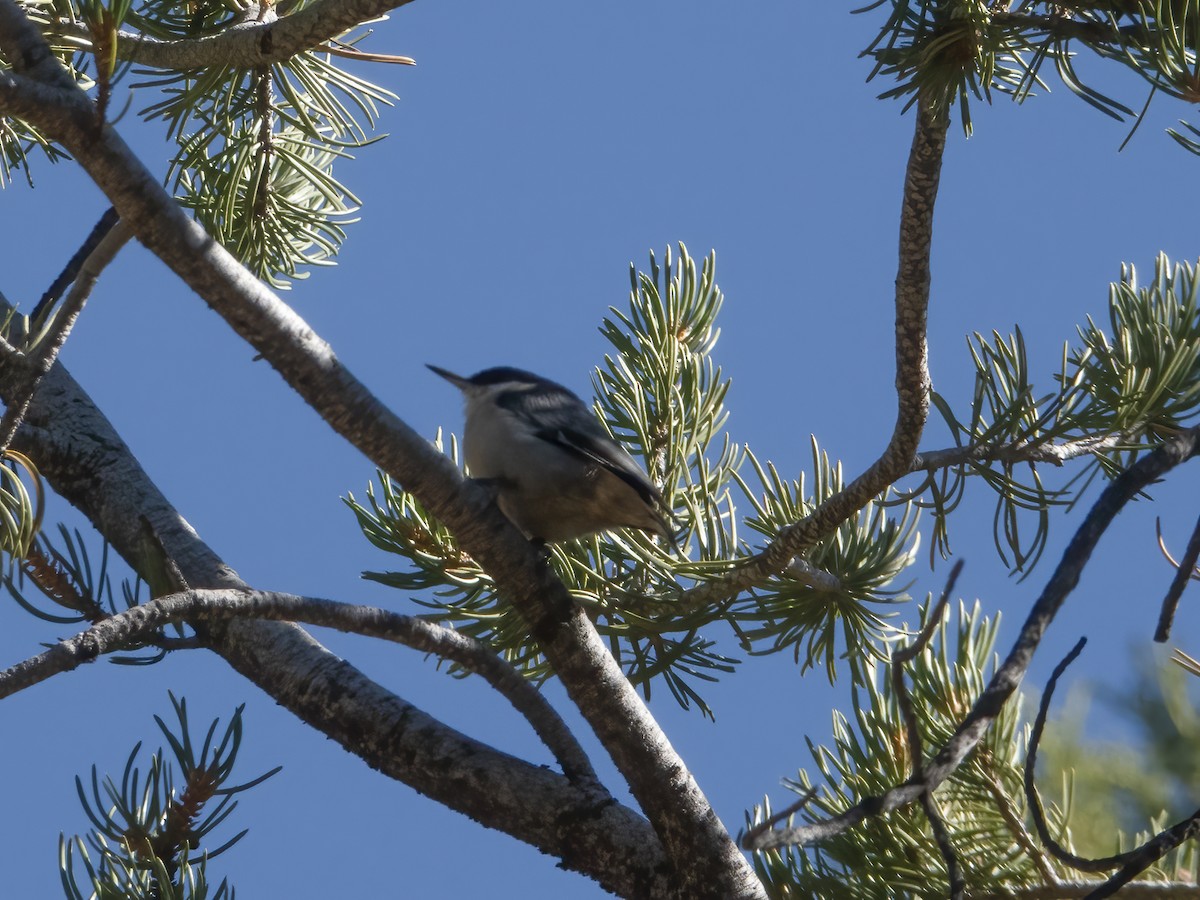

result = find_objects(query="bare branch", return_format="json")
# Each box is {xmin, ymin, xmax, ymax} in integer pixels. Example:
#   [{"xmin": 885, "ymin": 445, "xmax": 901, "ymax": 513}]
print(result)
[
  {"xmin": 893, "ymin": 558, "xmax": 963, "ymax": 667},
  {"xmin": 979, "ymin": 883, "xmax": 1200, "ymax": 899},
  {"xmin": 0, "ymin": 209, "xmax": 129, "ymax": 453},
  {"xmin": 741, "ymin": 787, "xmax": 818, "ymax": 848},
  {"xmin": 745, "ymin": 425, "xmax": 1200, "ymax": 852},
  {"xmin": 30, "ymin": 206, "xmax": 120, "ymax": 322},
  {"xmin": 0, "ymin": 588, "xmax": 598, "ymax": 783},
  {"xmin": 890, "ymin": 559, "xmax": 965, "ymax": 899},
  {"xmin": 1154, "ymin": 511, "xmax": 1200, "ymax": 642},
  {"xmin": 910, "ymin": 433, "xmax": 1126, "ymax": 473},
  {"xmin": 1024, "ymin": 638, "xmax": 1200, "ymax": 897},
  {"xmin": 1084, "ymin": 813, "xmax": 1200, "ymax": 898},
  {"xmin": 1024, "ymin": 637, "xmax": 1115, "ymax": 871},
  {"xmin": 920, "ymin": 789, "xmax": 964, "ymax": 900}
]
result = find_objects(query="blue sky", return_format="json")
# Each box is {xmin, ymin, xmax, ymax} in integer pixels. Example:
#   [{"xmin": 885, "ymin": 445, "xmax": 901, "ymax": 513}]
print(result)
[{"xmin": 2, "ymin": 1, "xmax": 1199, "ymax": 896}]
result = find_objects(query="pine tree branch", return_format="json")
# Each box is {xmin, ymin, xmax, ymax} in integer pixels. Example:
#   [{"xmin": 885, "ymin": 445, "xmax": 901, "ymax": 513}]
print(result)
[
  {"xmin": 681, "ymin": 98, "xmax": 947, "ymax": 609},
  {"xmin": 909, "ymin": 432, "xmax": 1126, "ymax": 473},
  {"xmin": 0, "ymin": 8, "xmax": 761, "ymax": 894},
  {"xmin": 990, "ymin": 10, "xmax": 1138, "ymax": 47},
  {"xmin": 0, "ymin": 587, "xmax": 599, "ymax": 783},
  {"xmin": 27, "ymin": 0, "xmax": 416, "ymax": 71},
  {"xmin": 744, "ymin": 425, "xmax": 1200, "ymax": 852}
]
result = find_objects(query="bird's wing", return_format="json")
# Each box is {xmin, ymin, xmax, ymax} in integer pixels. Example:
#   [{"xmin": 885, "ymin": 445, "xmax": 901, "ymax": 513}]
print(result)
[
  {"xmin": 500, "ymin": 386, "xmax": 663, "ymax": 504},
  {"xmin": 545, "ymin": 424, "xmax": 663, "ymax": 504}
]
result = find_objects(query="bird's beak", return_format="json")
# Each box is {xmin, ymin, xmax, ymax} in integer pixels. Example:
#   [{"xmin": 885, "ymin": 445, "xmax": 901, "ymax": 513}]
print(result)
[{"xmin": 426, "ymin": 364, "xmax": 471, "ymax": 391}]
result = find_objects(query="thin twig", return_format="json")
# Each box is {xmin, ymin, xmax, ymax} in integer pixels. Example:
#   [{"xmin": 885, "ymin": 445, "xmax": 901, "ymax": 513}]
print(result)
[
  {"xmin": 1083, "ymin": 812, "xmax": 1200, "ymax": 898},
  {"xmin": 1154, "ymin": 511, "xmax": 1200, "ymax": 642},
  {"xmin": 921, "ymin": 790, "xmax": 964, "ymax": 900},
  {"xmin": 1025, "ymin": 637, "xmax": 1200, "ymax": 896},
  {"xmin": 29, "ymin": 206, "xmax": 119, "ymax": 322},
  {"xmin": 888, "ymin": 559, "xmax": 965, "ymax": 898},
  {"xmin": 742, "ymin": 787, "xmax": 819, "ymax": 847},
  {"xmin": 986, "ymin": 773, "xmax": 1061, "ymax": 886},
  {"xmin": 977, "ymin": 883, "xmax": 1200, "ymax": 898},
  {"xmin": 0, "ymin": 588, "xmax": 599, "ymax": 783},
  {"xmin": 252, "ymin": 66, "xmax": 273, "ymax": 221},
  {"xmin": 1024, "ymin": 637, "xmax": 1114, "ymax": 871},
  {"xmin": 0, "ymin": 210, "xmax": 129, "ymax": 453},
  {"xmin": 894, "ymin": 559, "xmax": 963, "ymax": 667},
  {"xmin": 909, "ymin": 433, "xmax": 1126, "ymax": 474}
]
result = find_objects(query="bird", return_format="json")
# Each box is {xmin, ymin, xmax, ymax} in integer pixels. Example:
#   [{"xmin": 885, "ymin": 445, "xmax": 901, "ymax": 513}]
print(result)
[{"xmin": 427, "ymin": 364, "xmax": 674, "ymax": 545}]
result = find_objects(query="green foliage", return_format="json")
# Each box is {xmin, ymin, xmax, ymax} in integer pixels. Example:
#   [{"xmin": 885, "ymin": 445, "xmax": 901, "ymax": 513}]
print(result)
[
  {"xmin": 59, "ymin": 693, "xmax": 280, "ymax": 900},
  {"xmin": 171, "ymin": 120, "xmax": 363, "ymax": 286},
  {"xmin": 1071, "ymin": 253, "xmax": 1200, "ymax": 446},
  {"xmin": 748, "ymin": 606, "xmax": 1200, "ymax": 898},
  {"xmin": 2, "ymin": 523, "xmax": 185, "ymax": 663},
  {"xmin": 76, "ymin": 0, "xmax": 133, "ymax": 112},
  {"xmin": 748, "ymin": 601, "xmax": 1050, "ymax": 898},
  {"xmin": 7, "ymin": 523, "xmax": 117, "ymax": 623},
  {"xmin": 140, "ymin": 39, "xmax": 395, "ymax": 287},
  {"xmin": 0, "ymin": 448, "xmax": 43, "ymax": 563},
  {"xmin": 911, "ymin": 253, "xmax": 1200, "ymax": 573},
  {"xmin": 347, "ymin": 245, "xmax": 921, "ymax": 716},
  {"xmin": 915, "ymin": 326, "xmax": 1074, "ymax": 572},
  {"xmin": 12, "ymin": 0, "xmax": 401, "ymax": 286},
  {"xmin": 858, "ymin": 0, "xmax": 1033, "ymax": 132},
  {"xmin": 731, "ymin": 442, "xmax": 918, "ymax": 680},
  {"xmin": 0, "ymin": 115, "xmax": 71, "ymax": 188},
  {"xmin": 858, "ymin": 0, "xmax": 1200, "ymax": 147}
]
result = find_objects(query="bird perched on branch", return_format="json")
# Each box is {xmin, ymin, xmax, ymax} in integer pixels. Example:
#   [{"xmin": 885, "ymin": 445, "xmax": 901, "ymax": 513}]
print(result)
[{"xmin": 428, "ymin": 365, "xmax": 674, "ymax": 546}]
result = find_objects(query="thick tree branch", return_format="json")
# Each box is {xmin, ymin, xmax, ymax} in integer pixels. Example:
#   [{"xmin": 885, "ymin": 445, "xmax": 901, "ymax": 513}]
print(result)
[
  {"xmin": 745, "ymin": 425, "xmax": 1200, "ymax": 852},
  {"xmin": 0, "ymin": 8, "xmax": 760, "ymax": 894},
  {"xmin": 0, "ymin": 350, "xmax": 678, "ymax": 898},
  {"xmin": 20, "ymin": 0, "xmax": 415, "ymax": 71},
  {"xmin": 0, "ymin": 587, "xmax": 598, "ymax": 783}
]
